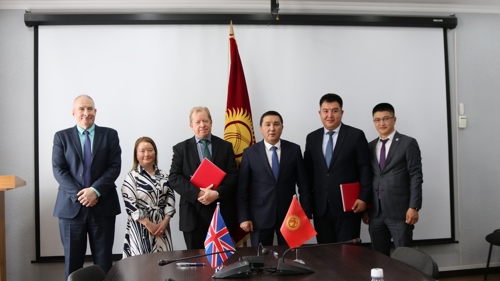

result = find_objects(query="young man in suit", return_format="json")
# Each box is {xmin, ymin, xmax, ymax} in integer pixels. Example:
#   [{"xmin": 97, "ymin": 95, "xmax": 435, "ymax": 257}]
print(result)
[
  {"xmin": 237, "ymin": 111, "xmax": 312, "ymax": 246},
  {"xmin": 169, "ymin": 106, "xmax": 238, "ymax": 250},
  {"xmin": 304, "ymin": 93, "xmax": 372, "ymax": 243},
  {"xmin": 52, "ymin": 95, "xmax": 122, "ymax": 279},
  {"xmin": 363, "ymin": 102, "xmax": 423, "ymax": 256}
]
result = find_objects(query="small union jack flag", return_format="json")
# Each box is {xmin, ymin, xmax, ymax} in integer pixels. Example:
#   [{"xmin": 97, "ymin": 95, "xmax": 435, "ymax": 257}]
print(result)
[{"xmin": 204, "ymin": 203, "xmax": 235, "ymax": 268}]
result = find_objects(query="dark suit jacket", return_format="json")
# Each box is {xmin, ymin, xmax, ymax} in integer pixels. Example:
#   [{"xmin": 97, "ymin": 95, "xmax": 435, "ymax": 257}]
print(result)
[
  {"xmin": 52, "ymin": 125, "xmax": 122, "ymax": 219},
  {"xmin": 304, "ymin": 124, "xmax": 372, "ymax": 217},
  {"xmin": 368, "ymin": 131, "xmax": 423, "ymax": 220},
  {"xmin": 169, "ymin": 135, "xmax": 238, "ymax": 232},
  {"xmin": 237, "ymin": 140, "xmax": 312, "ymax": 230}
]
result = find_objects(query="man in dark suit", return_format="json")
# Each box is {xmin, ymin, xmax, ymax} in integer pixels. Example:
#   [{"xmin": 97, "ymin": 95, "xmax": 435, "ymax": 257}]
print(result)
[
  {"xmin": 237, "ymin": 111, "xmax": 312, "ymax": 246},
  {"xmin": 52, "ymin": 95, "xmax": 121, "ymax": 279},
  {"xmin": 304, "ymin": 93, "xmax": 372, "ymax": 243},
  {"xmin": 169, "ymin": 106, "xmax": 238, "ymax": 250},
  {"xmin": 363, "ymin": 103, "xmax": 423, "ymax": 256}
]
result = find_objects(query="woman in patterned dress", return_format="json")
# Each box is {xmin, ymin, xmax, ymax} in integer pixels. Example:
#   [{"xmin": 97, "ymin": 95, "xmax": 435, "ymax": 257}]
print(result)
[{"xmin": 121, "ymin": 136, "xmax": 176, "ymax": 258}]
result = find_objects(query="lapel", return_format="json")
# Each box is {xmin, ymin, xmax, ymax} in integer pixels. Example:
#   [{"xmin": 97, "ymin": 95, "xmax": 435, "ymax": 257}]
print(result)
[
  {"xmin": 210, "ymin": 135, "xmax": 218, "ymax": 163},
  {"xmin": 369, "ymin": 138, "xmax": 379, "ymax": 170},
  {"xmin": 257, "ymin": 141, "xmax": 275, "ymax": 180},
  {"xmin": 313, "ymin": 129, "xmax": 329, "ymax": 170},
  {"xmin": 70, "ymin": 126, "xmax": 84, "ymax": 162},
  {"xmin": 279, "ymin": 140, "xmax": 289, "ymax": 170},
  {"xmin": 329, "ymin": 124, "xmax": 347, "ymax": 170},
  {"xmin": 383, "ymin": 131, "xmax": 401, "ymax": 171},
  {"xmin": 92, "ymin": 125, "xmax": 102, "ymax": 162},
  {"xmin": 189, "ymin": 137, "xmax": 202, "ymax": 166}
]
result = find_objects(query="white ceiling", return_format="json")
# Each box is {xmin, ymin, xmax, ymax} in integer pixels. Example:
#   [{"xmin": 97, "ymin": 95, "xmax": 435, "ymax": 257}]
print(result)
[{"xmin": 1, "ymin": 0, "xmax": 499, "ymax": 14}]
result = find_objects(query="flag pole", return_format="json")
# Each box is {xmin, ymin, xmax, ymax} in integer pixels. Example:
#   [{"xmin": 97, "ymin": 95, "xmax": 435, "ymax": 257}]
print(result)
[{"xmin": 224, "ymin": 20, "xmax": 254, "ymax": 247}]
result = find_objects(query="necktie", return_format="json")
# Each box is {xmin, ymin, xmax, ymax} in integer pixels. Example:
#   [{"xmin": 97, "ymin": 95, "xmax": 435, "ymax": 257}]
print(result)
[
  {"xmin": 83, "ymin": 130, "xmax": 92, "ymax": 187},
  {"xmin": 271, "ymin": 146, "xmax": 279, "ymax": 180},
  {"xmin": 325, "ymin": 131, "xmax": 334, "ymax": 167},
  {"xmin": 379, "ymin": 138, "xmax": 389, "ymax": 171},
  {"xmin": 200, "ymin": 139, "xmax": 212, "ymax": 161}
]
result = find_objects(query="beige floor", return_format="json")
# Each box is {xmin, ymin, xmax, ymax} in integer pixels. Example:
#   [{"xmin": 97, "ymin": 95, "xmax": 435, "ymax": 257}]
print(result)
[{"xmin": 440, "ymin": 273, "xmax": 500, "ymax": 280}]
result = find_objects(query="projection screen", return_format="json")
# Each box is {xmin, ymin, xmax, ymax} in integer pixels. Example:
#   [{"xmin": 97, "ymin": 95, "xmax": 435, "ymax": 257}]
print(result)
[{"xmin": 36, "ymin": 23, "xmax": 452, "ymax": 258}]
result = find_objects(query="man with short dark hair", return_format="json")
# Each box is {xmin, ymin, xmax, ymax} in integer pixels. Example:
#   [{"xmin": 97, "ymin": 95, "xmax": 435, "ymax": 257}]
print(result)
[
  {"xmin": 304, "ymin": 93, "xmax": 372, "ymax": 243},
  {"xmin": 237, "ymin": 110, "xmax": 311, "ymax": 246},
  {"xmin": 363, "ymin": 102, "xmax": 423, "ymax": 256}
]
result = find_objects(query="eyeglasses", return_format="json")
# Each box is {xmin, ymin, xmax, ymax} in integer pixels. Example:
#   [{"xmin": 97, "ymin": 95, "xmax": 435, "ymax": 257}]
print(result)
[{"xmin": 373, "ymin": 116, "xmax": 394, "ymax": 123}]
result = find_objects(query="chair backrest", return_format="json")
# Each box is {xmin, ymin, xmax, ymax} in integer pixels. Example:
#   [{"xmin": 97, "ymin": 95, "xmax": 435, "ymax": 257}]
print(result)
[
  {"xmin": 67, "ymin": 265, "xmax": 106, "ymax": 281},
  {"xmin": 391, "ymin": 247, "xmax": 439, "ymax": 280},
  {"xmin": 486, "ymin": 229, "xmax": 500, "ymax": 245}
]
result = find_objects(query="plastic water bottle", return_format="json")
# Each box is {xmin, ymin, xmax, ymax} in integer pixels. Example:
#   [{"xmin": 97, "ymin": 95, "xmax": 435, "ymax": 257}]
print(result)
[{"xmin": 371, "ymin": 268, "xmax": 384, "ymax": 281}]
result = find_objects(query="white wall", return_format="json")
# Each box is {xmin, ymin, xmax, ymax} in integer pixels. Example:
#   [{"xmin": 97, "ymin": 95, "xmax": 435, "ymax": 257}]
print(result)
[
  {"xmin": 0, "ymin": 9, "xmax": 66, "ymax": 281},
  {"xmin": 419, "ymin": 13, "xmax": 500, "ymax": 270},
  {"xmin": 1, "ymin": 9, "xmax": 500, "ymax": 281}
]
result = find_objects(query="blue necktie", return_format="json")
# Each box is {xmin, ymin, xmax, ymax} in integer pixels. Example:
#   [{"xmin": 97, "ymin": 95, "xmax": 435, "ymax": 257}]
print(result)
[
  {"xmin": 325, "ymin": 131, "xmax": 334, "ymax": 167},
  {"xmin": 271, "ymin": 146, "xmax": 279, "ymax": 180},
  {"xmin": 83, "ymin": 130, "xmax": 92, "ymax": 187},
  {"xmin": 200, "ymin": 139, "xmax": 212, "ymax": 161}
]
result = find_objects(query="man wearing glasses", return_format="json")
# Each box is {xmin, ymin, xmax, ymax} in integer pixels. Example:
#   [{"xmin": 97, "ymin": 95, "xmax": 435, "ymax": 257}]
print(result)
[{"xmin": 363, "ymin": 102, "xmax": 423, "ymax": 256}]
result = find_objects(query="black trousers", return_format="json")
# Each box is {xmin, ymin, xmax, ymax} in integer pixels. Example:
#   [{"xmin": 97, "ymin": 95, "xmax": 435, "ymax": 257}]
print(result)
[
  {"xmin": 314, "ymin": 202, "xmax": 362, "ymax": 244},
  {"xmin": 250, "ymin": 224, "xmax": 287, "ymax": 247}
]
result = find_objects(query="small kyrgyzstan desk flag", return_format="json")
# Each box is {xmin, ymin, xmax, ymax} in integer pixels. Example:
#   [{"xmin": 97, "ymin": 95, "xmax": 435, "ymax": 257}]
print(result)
[{"xmin": 280, "ymin": 195, "xmax": 317, "ymax": 248}]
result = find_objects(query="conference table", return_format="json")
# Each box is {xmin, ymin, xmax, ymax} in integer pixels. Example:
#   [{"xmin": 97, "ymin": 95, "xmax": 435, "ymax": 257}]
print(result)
[{"xmin": 103, "ymin": 244, "xmax": 435, "ymax": 281}]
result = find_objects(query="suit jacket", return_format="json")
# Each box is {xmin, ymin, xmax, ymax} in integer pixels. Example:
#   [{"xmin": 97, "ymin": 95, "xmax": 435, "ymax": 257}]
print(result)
[
  {"xmin": 304, "ymin": 124, "xmax": 372, "ymax": 217},
  {"xmin": 368, "ymin": 131, "xmax": 423, "ymax": 220},
  {"xmin": 52, "ymin": 125, "xmax": 122, "ymax": 219},
  {"xmin": 169, "ymin": 135, "xmax": 238, "ymax": 232},
  {"xmin": 237, "ymin": 140, "xmax": 312, "ymax": 230}
]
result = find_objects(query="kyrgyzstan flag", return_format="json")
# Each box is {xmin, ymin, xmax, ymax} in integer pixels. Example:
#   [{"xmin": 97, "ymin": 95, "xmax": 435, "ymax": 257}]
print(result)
[
  {"xmin": 280, "ymin": 195, "xmax": 317, "ymax": 249},
  {"xmin": 223, "ymin": 21, "xmax": 255, "ymax": 246},
  {"xmin": 223, "ymin": 21, "xmax": 256, "ymax": 167}
]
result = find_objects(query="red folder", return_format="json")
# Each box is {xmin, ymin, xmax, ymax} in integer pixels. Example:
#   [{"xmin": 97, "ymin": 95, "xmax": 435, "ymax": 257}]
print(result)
[
  {"xmin": 340, "ymin": 182, "xmax": 360, "ymax": 212},
  {"xmin": 190, "ymin": 158, "xmax": 226, "ymax": 189}
]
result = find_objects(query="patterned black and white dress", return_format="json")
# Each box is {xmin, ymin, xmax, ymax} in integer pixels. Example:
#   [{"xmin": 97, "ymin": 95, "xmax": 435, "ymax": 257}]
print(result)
[{"xmin": 121, "ymin": 165, "xmax": 176, "ymax": 258}]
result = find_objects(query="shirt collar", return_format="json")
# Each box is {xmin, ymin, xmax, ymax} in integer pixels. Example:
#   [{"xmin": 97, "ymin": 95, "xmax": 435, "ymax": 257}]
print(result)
[
  {"xmin": 76, "ymin": 124, "xmax": 95, "ymax": 135},
  {"xmin": 195, "ymin": 134, "xmax": 212, "ymax": 143},
  {"xmin": 263, "ymin": 139, "xmax": 281, "ymax": 150},
  {"xmin": 380, "ymin": 130, "xmax": 396, "ymax": 141},
  {"xmin": 138, "ymin": 164, "xmax": 158, "ymax": 175},
  {"xmin": 324, "ymin": 123, "xmax": 341, "ymax": 135}
]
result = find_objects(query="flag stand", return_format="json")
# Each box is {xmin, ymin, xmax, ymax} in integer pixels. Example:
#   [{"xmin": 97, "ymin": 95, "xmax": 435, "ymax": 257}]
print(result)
[
  {"xmin": 212, "ymin": 260, "xmax": 251, "ymax": 279},
  {"xmin": 293, "ymin": 249, "xmax": 305, "ymax": 265},
  {"xmin": 277, "ymin": 257, "xmax": 314, "ymax": 275}
]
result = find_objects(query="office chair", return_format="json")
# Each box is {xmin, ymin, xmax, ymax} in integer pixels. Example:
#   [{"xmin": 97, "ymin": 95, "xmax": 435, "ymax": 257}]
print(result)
[
  {"xmin": 391, "ymin": 247, "xmax": 439, "ymax": 280},
  {"xmin": 485, "ymin": 229, "xmax": 500, "ymax": 280},
  {"xmin": 67, "ymin": 265, "xmax": 106, "ymax": 281}
]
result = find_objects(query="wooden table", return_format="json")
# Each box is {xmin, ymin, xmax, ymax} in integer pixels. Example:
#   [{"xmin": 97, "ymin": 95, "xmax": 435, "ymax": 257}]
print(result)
[
  {"xmin": 0, "ymin": 175, "xmax": 26, "ymax": 281},
  {"xmin": 104, "ymin": 244, "xmax": 435, "ymax": 281}
]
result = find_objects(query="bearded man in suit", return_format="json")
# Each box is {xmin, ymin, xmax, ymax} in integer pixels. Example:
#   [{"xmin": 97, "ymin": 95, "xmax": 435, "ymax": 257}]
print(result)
[{"xmin": 363, "ymin": 102, "xmax": 423, "ymax": 256}]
